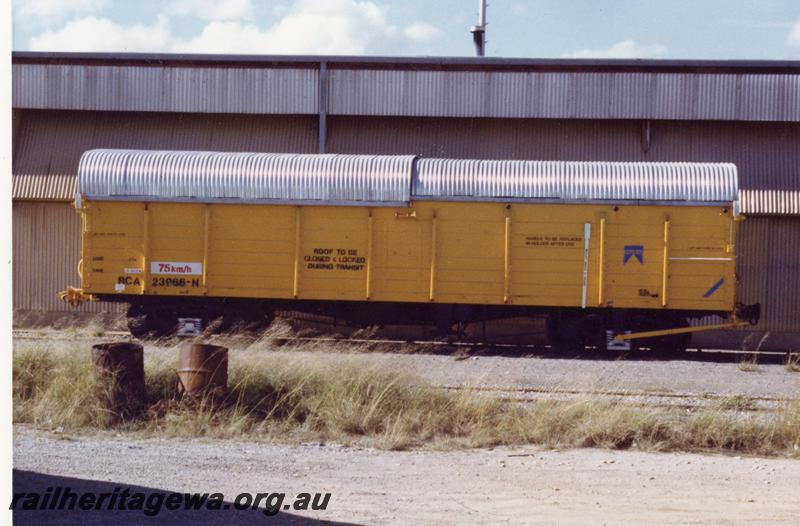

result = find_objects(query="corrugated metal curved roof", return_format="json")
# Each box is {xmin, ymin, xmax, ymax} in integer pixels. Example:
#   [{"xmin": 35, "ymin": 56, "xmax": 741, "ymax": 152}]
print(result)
[
  {"xmin": 78, "ymin": 149, "xmax": 415, "ymax": 205},
  {"xmin": 78, "ymin": 149, "xmax": 738, "ymax": 206},
  {"xmin": 414, "ymin": 159, "xmax": 738, "ymax": 204}
]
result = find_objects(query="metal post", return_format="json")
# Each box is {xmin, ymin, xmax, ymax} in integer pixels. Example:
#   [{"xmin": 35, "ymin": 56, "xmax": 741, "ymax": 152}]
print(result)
[
  {"xmin": 470, "ymin": 0, "xmax": 487, "ymax": 56},
  {"xmin": 503, "ymin": 212, "xmax": 511, "ymax": 303},
  {"xmin": 293, "ymin": 207, "xmax": 301, "ymax": 298},
  {"xmin": 429, "ymin": 212, "xmax": 437, "ymax": 302},
  {"xmin": 202, "ymin": 205, "xmax": 210, "ymax": 295},
  {"xmin": 581, "ymin": 223, "xmax": 591, "ymax": 309},
  {"xmin": 81, "ymin": 206, "xmax": 91, "ymax": 289},
  {"xmin": 366, "ymin": 211, "xmax": 373, "ymax": 300},
  {"xmin": 598, "ymin": 217, "xmax": 606, "ymax": 306},
  {"xmin": 661, "ymin": 219, "xmax": 670, "ymax": 307},
  {"xmin": 142, "ymin": 205, "xmax": 150, "ymax": 294},
  {"xmin": 318, "ymin": 62, "xmax": 328, "ymax": 153},
  {"xmin": 12, "ymin": 109, "xmax": 21, "ymax": 159}
]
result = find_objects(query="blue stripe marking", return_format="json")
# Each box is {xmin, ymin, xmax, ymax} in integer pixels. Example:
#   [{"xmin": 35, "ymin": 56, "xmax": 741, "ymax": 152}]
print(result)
[{"xmin": 703, "ymin": 278, "xmax": 725, "ymax": 298}]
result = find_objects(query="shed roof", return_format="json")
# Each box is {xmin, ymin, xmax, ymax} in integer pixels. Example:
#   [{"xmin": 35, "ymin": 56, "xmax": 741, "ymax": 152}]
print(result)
[
  {"xmin": 12, "ymin": 51, "xmax": 800, "ymax": 73},
  {"xmin": 12, "ymin": 52, "xmax": 800, "ymax": 122}
]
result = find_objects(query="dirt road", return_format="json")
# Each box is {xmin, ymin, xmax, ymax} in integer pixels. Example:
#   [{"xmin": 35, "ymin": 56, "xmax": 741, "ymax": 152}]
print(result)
[{"xmin": 12, "ymin": 426, "xmax": 800, "ymax": 525}]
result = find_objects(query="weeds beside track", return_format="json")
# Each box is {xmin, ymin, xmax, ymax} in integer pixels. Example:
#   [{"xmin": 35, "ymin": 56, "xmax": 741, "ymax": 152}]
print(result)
[{"xmin": 12, "ymin": 341, "xmax": 800, "ymax": 456}]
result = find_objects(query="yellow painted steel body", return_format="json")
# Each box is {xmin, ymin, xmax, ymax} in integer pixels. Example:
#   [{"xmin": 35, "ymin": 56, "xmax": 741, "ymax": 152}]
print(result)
[{"xmin": 80, "ymin": 199, "xmax": 737, "ymax": 313}]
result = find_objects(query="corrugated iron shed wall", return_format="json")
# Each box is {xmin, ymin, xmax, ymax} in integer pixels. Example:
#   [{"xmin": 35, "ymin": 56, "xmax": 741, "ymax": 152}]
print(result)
[
  {"xmin": 12, "ymin": 110, "xmax": 20, "ymax": 155},
  {"xmin": 326, "ymin": 69, "xmax": 800, "ymax": 122},
  {"xmin": 736, "ymin": 217, "xmax": 800, "ymax": 333},
  {"xmin": 13, "ymin": 201, "xmax": 125, "ymax": 313},
  {"xmin": 12, "ymin": 64, "xmax": 318, "ymax": 114}
]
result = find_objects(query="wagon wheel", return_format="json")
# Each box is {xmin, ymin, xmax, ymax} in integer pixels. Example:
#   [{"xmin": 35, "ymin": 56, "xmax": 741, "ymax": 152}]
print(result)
[
  {"xmin": 546, "ymin": 314, "xmax": 585, "ymax": 354},
  {"xmin": 207, "ymin": 305, "xmax": 274, "ymax": 336},
  {"xmin": 126, "ymin": 304, "xmax": 151, "ymax": 339},
  {"xmin": 126, "ymin": 304, "xmax": 177, "ymax": 340}
]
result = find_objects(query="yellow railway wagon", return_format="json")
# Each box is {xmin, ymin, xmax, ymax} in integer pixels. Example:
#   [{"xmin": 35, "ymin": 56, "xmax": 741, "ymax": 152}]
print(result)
[{"xmin": 65, "ymin": 150, "xmax": 759, "ymax": 351}]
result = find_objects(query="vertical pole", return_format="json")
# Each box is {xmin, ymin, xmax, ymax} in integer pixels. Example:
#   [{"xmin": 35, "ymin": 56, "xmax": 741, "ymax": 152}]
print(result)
[
  {"xmin": 12, "ymin": 109, "xmax": 21, "ymax": 160},
  {"xmin": 640, "ymin": 119, "xmax": 652, "ymax": 153},
  {"xmin": 429, "ymin": 212, "xmax": 437, "ymax": 302},
  {"xmin": 581, "ymin": 223, "xmax": 591, "ymax": 309},
  {"xmin": 202, "ymin": 205, "xmax": 211, "ymax": 295},
  {"xmin": 470, "ymin": 0, "xmax": 487, "ymax": 56},
  {"xmin": 293, "ymin": 207, "xmax": 301, "ymax": 298},
  {"xmin": 318, "ymin": 62, "xmax": 328, "ymax": 154},
  {"xmin": 81, "ymin": 206, "xmax": 91, "ymax": 289},
  {"xmin": 661, "ymin": 219, "xmax": 670, "ymax": 307},
  {"xmin": 142, "ymin": 204, "xmax": 150, "ymax": 295},
  {"xmin": 366, "ymin": 211, "xmax": 373, "ymax": 300},
  {"xmin": 503, "ymin": 212, "xmax": 511, "ymax": 303},
  {"xmin": 598, "ymin": 217, "xmax": 606, "ymax": 306}
]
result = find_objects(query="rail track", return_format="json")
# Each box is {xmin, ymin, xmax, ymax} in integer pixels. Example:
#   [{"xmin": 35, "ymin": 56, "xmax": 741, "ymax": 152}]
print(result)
[
  {"xmin": 434, "ymin": 384, "xmax": 790, "ymax": 413},
  {"xmin": 268, "ymin": 335, "xmax": 798, "ymax": 365},
  {"xmin": 12, "ymin": 329, "xmax": 132, "ymax": 341},
  {"xmin": 12, "ymin": 329, "xmax": 797, "ymax": 363}
]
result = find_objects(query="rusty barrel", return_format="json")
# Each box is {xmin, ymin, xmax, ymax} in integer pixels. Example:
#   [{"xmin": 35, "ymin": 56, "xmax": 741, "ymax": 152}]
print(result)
[
  {"xmin": 91, "ymin": 342, "xmax": 145, "ymax": 423},
  {"xmin": 176, "ymin": 343, "xmax": 228, "ymax": 399}
]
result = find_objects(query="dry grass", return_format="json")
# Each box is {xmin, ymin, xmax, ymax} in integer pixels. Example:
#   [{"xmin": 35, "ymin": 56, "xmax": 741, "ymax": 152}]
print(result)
[
  {"xmin": 13, "ymin": 345, "xmax": 110, "ymax": 428},
  {"xmin": 12, "ymin": 341, "xmax": 800, "ymax": 456},
  {"xmin": 713, "ymin": 395, "xmax": 756, "ymax": 412},
  {"xmin": 738, "ymin": 355, "xmax": 761, "ymax": 372},
  {"xmin": 785, "ymin": 353, "xmax": 800, "ymax": 373}
]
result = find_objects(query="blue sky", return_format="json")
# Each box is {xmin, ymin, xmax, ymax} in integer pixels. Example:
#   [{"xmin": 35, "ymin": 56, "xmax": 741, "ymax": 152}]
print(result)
[{"xmin": 11, "ymin": 0, "xmax": 800, "ymax": 59}]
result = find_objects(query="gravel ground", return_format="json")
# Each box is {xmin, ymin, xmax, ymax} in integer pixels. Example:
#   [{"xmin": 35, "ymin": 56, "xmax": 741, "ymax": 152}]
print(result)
[
  {"xmin": 247, "ymin": 348, "xmax": 800, "ymax": 400},
  {"xmin": 13, "ymin": 426, "xmax": 800, "ymax": 525}
]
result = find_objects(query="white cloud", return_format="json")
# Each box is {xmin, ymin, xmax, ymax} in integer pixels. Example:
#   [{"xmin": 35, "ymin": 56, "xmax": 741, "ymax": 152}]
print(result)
[
  {"xmin": 167, "ymin": 0, "xmax": 254, "ymax": 21},
  {"xmin": 172, "ymin": 0, "xmax": 394, "ymax": 54},
  {"xmin": 14, "ymin": 0, "xmax": 108, "ymax": 21},
  {"xmin": 24, "ymin": 0, "xmax": 443, "ymax": 55},
  {"xmin": 787, "ymin": 20, "xmax": 800, "ymax": 48},
  {"xmin": 29, "ymin": 15, "xmax": 172, "ymax": 52},
  {"xmin": 403, "ymin": 22, "xmax": 442, "ymax": 43},
  {"xmin": 171, "ymin": 0, "xmax": 442, "ymax": 55},
  {"xmin": 562, "ymin": 39, "xmax": 669, "ymax": 59},
  {"xmin": 511, "ymin": 3, "xmax": 528, "ymax": 16}
]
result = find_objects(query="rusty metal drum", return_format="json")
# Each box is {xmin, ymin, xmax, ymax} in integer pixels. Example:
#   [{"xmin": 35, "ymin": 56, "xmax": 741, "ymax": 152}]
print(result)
[
  {"xmin": 176, "ymin": 343, "xmax": 228, "ymax": 399},
  {"xmin": 91, "ymin": 342, "xmax": 145, "ymax": 423}
]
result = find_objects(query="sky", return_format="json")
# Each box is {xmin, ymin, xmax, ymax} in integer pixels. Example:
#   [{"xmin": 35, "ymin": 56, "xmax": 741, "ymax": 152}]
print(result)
[{"xmin": 10, "ymin": 0, "xmax": 800, "ymax": 59}]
